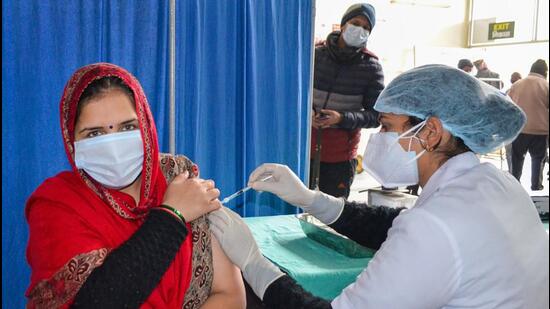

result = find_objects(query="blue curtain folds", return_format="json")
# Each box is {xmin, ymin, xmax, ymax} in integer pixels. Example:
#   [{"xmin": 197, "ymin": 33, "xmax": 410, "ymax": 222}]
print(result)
[
  {"xmin": 3, "ymin": 1, "xmax": 170, "ymax": 307},
  {"xmin": 176, "ymin": 0, "xmax": 313, "ymax": 217}
]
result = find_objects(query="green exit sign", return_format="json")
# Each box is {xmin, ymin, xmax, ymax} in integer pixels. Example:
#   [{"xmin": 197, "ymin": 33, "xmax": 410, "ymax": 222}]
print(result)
[{"xmin": 489, "ymin": 21, "xmax": 515, "ymax": 40}]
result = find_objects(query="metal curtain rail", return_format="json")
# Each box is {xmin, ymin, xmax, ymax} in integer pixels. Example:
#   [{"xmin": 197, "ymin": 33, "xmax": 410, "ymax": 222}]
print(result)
[
  {"xmin": 169, "ymin": 0, "xmax": 176, "ymax": 154},
  {"xmin": 305, "ymin": 0, "xmax": 316, "ymax": 188}
]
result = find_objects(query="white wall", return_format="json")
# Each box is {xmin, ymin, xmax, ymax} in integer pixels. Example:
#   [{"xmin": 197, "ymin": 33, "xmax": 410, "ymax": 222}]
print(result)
[
  {"xmin": 314, "ymin": 0, "xmax": 549, "ymax": 85},
  {"xmin": 314, "ymin": 0, "xmax": 549, "ymax": 158},
  {"xmin": 469, "ymin": 42, "xmax": 549, "ymax": 91},
  {"xmin": 315, "ymin": 0, "xmax": 470, "ymax": 82}
]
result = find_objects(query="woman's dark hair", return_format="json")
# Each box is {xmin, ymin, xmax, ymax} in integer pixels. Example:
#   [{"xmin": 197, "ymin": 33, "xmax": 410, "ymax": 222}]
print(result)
[
  {"xmin": 76, "ymin": 76, "xmax": 135, "ymax": 121},
  {"xmin": 407, "ymin": 116, "xmax": 424, "ymax": 127},
  {"xmin": 406, "ymin": 115, "xmax": 471, "ymax": 158}
]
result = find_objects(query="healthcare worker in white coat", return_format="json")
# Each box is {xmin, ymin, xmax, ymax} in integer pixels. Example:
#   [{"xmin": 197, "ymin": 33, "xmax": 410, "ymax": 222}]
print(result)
[{"xmin": 209, "ymin": 64, "xmax": 550, "ymax": 308}]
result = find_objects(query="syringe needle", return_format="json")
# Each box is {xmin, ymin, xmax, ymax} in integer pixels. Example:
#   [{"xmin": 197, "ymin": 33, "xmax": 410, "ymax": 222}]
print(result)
[{"xmin": 221, "ymin": 175, "xmax": 273, "ymax": 204}]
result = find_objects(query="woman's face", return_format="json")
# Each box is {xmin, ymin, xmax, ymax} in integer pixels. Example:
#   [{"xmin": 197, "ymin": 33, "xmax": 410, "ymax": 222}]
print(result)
[
  {"xmin": 378, "ymin": 112, "xmax": 426, "ymax": 152},
  {"xmin": 74, "ymin": 89, "xmax": 139, "ymax": 141}
]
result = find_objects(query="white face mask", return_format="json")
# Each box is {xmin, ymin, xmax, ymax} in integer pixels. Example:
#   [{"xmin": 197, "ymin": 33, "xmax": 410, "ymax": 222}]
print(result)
[
  {"xmin": 363, "ymin": 121, "xmax": 427, "ymax": 188},
  {"xmin": 342, "ymin": 24, "xmax": 369, "ymax": 47},
  {"xmin": 74, "ymin": 130, "xmax": 144, "ymax": 189}
]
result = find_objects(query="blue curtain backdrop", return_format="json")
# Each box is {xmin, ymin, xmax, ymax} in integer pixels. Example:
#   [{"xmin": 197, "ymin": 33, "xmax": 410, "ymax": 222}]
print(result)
[
  {"xmin": 176, "ymin": 0, "xmax": 313, "ymax": 217},
  {"xmin": 2, "ymin": 1, "xmax": 171, "ymax": 307},
  {"xmin": 2, "ymin": 0, "xmax": 312, "ymax": 307}
]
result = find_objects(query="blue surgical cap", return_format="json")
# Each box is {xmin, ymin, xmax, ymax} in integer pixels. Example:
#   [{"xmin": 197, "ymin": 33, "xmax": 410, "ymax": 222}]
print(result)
[{"xmin": 374, "ymin": 64, "xmax": 526, "ymax": 154}]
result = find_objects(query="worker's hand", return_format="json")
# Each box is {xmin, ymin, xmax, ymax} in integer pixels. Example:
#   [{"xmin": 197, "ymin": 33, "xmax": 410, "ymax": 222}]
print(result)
[
  {"xmin": 248, "ymin": 163, "xmax": 316, "ymax": 209},
  {"xmin": 162, "ymin": 171, "xmax": 222, "ymax": 222},
  {"xmin": 316, "ymin": 109, "xmax": 342, "ymax": 128},
  {"xmin": 209, "ymin": 207, "xmax": 285, "ymax": 299},
  {"xmin": 249, "ymin": 163, "xmax": 346, "ymax": 224}
]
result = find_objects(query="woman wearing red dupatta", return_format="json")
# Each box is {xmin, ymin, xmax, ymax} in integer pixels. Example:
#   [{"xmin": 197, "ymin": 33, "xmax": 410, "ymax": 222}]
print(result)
[{"xmin": 25, "ymin": 63, "xmax": 245, "ymax": 308}]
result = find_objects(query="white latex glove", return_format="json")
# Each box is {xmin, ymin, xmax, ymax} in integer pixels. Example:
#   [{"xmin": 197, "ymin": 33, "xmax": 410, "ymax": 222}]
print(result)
[
  {"xmin": 248, "ymin": 163, "xmax": 315, "ymax": 208},
  {"xmin": 248, "ymin": 163, "xmax": 345, "ymax": 224},
  {"xmin": 209, "ymin": 207, "xmax": 285, "ymax": 299}
]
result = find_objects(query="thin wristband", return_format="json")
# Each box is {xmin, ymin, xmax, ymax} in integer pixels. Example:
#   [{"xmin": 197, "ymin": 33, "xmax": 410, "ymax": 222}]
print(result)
[{"xmin": 158, "ymin": 204, "xmax": 186, "ymax": 223}]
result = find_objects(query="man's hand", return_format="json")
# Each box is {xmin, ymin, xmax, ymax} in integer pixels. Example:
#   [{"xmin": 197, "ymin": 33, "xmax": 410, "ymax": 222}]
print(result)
[
  {"xmin": 313, "ymin": 109, "xmax": 342, "ymax": 128},
  {"xmin": 312, "ymin": 111, "xmax": 323, "ymax": 129}
]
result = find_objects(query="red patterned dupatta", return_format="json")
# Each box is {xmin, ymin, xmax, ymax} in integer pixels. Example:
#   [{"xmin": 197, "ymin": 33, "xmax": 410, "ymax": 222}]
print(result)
[
  {"xmin": 61, "ymin": 63, "xmax": 164, "ymax": 218},
  {"xmin": 25, "ymin": 63, "xmax": 193, "ymax": 308}
]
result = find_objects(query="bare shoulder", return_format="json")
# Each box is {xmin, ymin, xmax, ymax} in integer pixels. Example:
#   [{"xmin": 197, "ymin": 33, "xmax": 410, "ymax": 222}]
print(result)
[{"xmin": 210, "ymin": 234, "xmax": 246, "ymax": 308}]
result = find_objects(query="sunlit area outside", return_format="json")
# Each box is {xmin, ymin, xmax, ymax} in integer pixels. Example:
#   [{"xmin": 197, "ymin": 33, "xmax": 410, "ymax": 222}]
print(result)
[{"xmin": 314, "ymin": 0, "xmax": 549, "ymax": 201}]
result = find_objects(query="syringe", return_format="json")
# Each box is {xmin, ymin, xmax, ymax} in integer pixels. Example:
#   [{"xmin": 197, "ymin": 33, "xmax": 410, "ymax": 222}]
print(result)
[{"xmin": 221, "ymin": 175, "xmax": 273, "ymax": 204}]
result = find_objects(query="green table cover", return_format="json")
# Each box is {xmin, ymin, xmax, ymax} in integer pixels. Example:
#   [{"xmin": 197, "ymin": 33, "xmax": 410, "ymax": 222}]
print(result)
[
  {"xmin": 244, "ymin": 216, "xmax": 549, "ymax": 300},
  {"xmin": 244, "ymin": 215, "xmax": 372, "ymax": 300}
]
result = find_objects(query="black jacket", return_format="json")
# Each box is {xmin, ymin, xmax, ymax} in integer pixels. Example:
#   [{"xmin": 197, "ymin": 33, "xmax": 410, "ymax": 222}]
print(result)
[{"xmin": 313, "ymin": 31, "xmax": 384, "ymax": 130}]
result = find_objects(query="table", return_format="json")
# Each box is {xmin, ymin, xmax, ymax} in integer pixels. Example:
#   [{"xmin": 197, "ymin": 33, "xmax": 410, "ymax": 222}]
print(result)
[
  {"xmin": 244, "ymin": 215, "xmax": 372, "ymax": 300},
  {"xmin": 244, "ymin": 216, "xmax": 549, "ymax": 304}
]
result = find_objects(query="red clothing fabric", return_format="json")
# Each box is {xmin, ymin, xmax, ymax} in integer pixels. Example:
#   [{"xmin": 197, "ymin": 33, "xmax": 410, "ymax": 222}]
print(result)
[
  {"xmin": 311, "ymin": 127, "xmax": 361, "ymax": 162},
  {"xmin": 25, "ymin": 63, "xmax": 193, "ymax": 308}
]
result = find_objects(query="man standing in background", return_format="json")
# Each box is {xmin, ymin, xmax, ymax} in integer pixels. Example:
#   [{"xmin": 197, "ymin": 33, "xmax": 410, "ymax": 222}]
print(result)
[
  {"xmin": 509, "ymin": 59, "xmax": 549, "ymax": 191},
  {"xmin": 457, "ymin": 59, "xmax": 474, "ymax": 73},
  {"xmin": 310, "ymin": 3, "xmax": 383, "ymax": 198},
  {"xmin": 474, "ymin": 59, "xmax": 504, "ymax": 89},
  {"xmin": 510, "ymin": 72, "xmax": 522, "ymax": 85},
  {"xmin": 504, "ymin": 71, "xmax": 523, "ymax": 172}
]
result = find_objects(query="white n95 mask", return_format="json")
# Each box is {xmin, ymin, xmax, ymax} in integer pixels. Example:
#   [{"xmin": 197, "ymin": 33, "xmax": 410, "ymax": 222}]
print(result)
[
  {"xmin": 363, "ymin": 121, "xmax": 427, "ymax": 188},
  {"xmin": 342, "ymin": 24, "xmax": 369, "ymax": 47},
  {"xmin": 74, "ymin": 130, "xmax": 144, "ymax": 189}
]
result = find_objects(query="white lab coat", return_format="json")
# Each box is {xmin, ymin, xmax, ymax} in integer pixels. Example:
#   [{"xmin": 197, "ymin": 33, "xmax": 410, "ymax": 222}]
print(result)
[{"xmin": 332, "ymin": 152, "xmax": 549, "ymax": 309}]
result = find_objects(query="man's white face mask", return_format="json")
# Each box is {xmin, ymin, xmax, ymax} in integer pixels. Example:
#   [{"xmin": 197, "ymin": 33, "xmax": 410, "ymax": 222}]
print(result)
[
  {"xmin": 75, "ymin": 130, "xmax": 144, "ymax": 189},
  {"xmin": 342, "ymin": 24, "xmax": 369, "ymax": 47},
  {"xmin": 362, "ymin": 120, "xmax": 427, "ymax": 188}
]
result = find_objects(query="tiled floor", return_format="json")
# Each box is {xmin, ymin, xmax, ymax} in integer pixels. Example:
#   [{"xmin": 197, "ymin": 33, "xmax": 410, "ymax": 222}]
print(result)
[{"xmin": 349, "ymin": 129, "xmax": 549, "ymax": 203}]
